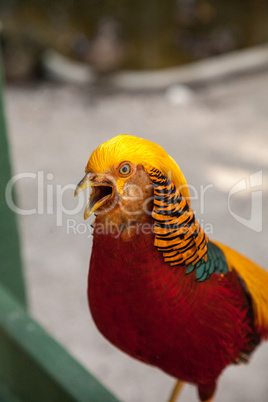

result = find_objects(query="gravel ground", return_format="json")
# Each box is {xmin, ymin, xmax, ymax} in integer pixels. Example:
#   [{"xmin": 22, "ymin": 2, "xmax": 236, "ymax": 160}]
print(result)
[{"xmin": 5, "ymin": 70, "xmax": 268, "ymax": 402}]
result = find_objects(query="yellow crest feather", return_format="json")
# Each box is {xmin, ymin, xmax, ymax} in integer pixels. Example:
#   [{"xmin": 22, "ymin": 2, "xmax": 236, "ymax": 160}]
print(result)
[{"xmin": 86, "ymin": 134, "xmax": 190, "ymax": 200}]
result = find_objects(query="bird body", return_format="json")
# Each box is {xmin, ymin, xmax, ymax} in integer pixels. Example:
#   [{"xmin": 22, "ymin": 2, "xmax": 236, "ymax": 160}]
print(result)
[
  {"xmin": 89, "ymin": 229, "xmax": 257, "ymax": 390},
  {"xmin": 75, "ymin": 135, "xmax": 268, "ymax": 401}
]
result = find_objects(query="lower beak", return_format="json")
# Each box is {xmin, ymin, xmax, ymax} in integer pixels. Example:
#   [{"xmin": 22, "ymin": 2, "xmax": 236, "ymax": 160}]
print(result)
[{"xmin": 74, "ymin": 172, "xmax": 114, "ymax": 219}]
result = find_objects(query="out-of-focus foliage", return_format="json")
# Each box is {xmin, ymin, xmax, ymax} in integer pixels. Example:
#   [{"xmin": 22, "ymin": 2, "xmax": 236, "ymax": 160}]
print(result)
[{"xmin": 0, "ymin": 0, "xmax": 268, "ymax": 80}]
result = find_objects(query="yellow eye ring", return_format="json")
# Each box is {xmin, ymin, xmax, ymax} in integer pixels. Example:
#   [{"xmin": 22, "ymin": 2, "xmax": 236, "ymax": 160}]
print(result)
[{"xmin": 118, "ymin": 163, "xmax": 132, "ymax": 176}]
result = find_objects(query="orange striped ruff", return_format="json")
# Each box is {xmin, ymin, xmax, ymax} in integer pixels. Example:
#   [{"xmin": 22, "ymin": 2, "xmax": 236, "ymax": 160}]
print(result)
[{"xmin": 148, "ymin": 167, "xmax": 208, "ymax": 267}]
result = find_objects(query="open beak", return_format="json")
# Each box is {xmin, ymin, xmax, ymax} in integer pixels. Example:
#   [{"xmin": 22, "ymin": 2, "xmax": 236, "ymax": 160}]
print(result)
[{"xmin": 74, "ymin": 172, "xmax": 114, "ymax": 219}]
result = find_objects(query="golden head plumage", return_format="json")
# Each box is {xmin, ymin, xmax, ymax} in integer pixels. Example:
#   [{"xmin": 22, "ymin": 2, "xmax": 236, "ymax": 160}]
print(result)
[{"xmin": 86, "ymin": 134, "xmax": 190, "ymax": 201}]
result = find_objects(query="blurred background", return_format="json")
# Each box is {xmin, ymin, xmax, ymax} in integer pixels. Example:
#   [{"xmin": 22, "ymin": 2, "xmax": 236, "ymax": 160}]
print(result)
[
  {"xmin": 1, "ymin": 1, "xmax": 268, "ymax": 401},
  {"xmin": 1, "ymin": 0, "xmax": 268, "ymax": 80}
]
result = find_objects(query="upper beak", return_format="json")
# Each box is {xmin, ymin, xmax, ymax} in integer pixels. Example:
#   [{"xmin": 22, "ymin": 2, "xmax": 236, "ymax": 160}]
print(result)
[
  {"xmin": 74, "ymin": 172, "xmax": 95, "ymax": 197},
  {"xmin": 74, "ymin": 172, "xmax": 114, "ymax": 219}
]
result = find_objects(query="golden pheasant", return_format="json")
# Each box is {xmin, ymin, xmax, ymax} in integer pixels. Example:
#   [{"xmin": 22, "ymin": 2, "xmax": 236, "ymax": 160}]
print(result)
[{"xmin": 75, "ymin": 134, "xmax": 268, "ymax": 402}]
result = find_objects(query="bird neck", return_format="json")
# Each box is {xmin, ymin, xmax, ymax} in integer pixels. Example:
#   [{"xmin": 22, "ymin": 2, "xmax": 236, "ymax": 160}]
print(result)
[
  {"xmin": 93, "ymin": 211, "xmax": 153, "ymax": 242},
  {"xmin": 93, "ymin": 166, "xmax": 208, "ymax": 267}
]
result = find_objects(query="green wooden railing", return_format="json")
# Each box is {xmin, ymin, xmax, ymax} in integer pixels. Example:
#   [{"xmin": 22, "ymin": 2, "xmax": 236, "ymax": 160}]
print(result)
[
  {"xmin": 0, "ymin": 59, "xmax": 26, "ymax": 307},
  {"xmin": 0, "ymin": 53, "xmax": 120, "ymax": 402}
]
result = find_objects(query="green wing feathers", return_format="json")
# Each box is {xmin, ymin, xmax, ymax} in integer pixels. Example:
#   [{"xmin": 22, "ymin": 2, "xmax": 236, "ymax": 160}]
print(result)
[{"xmin": 186, "ymin": 241, "xmax": 228, "ymax": 282}]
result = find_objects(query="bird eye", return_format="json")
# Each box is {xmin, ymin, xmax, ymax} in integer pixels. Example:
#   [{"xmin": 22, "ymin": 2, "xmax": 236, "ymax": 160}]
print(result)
[{"xmin": 118, "ymin": 163, "xmax": 132, "ymax": 176}]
